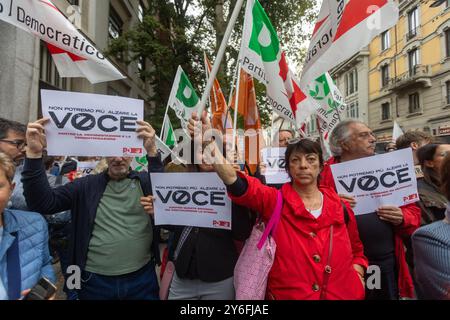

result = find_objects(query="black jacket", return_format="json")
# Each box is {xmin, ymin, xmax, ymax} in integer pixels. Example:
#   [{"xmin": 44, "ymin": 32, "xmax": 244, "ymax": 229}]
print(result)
[
  {"xmin": 174, "ymin": 203, "xmax": 254, "ymax": 283},
  {"xmin": 21, "ymin": 155, "xmax": 164, "ymax": 270}
]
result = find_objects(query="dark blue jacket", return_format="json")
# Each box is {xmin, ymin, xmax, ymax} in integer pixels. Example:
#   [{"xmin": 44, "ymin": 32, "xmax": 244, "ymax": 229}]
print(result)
[{"xmin": 21, "ymin": 155, "xmax": 164, "ymax": 270}]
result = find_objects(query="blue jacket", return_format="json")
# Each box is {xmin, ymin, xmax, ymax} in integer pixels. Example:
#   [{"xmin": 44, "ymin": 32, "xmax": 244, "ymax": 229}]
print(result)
[
  {"xmin": 0, "ymin": 209, "xmax": 56, "ymax": 299},
  {"xmin": 21, "ymin": 155, "xmax": 164, "ymax": 270},
  {"xmin": 412, "ymin": 218, "xmax": 450, "ymax": 300}
]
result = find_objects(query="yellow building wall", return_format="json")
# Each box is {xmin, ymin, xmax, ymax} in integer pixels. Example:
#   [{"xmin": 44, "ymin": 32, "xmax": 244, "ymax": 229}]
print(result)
[{"xmin": 368, "ymin": 2, "xmax": 450, "ymax": 101}]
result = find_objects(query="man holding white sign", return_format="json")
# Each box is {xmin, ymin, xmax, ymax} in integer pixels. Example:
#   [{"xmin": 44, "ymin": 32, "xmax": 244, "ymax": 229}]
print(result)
[
  {"xmin": 21, "ymin": 116, "xmax": 164, "ymax": 300},
  {"xmin": 320, "ymin": 120, "xmax": 420, "ymax": 300},
  {"xmin": 41, "ymin": 90, "xmax": 144, "ymax": 157}
]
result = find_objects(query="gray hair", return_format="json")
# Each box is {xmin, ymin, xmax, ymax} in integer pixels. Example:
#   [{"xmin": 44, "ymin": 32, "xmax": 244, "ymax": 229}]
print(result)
[
  {"xmin": 272, "ymin": 129, "xmax": 295, "ymax": 144},
  {"xmin": 329, "ymin": 119, "xmax": 367, "ymax": 157}
]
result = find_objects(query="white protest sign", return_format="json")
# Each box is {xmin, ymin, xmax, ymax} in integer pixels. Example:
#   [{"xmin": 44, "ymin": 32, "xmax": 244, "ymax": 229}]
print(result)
[
  {"xmin": 151, "ymin": 173, "xmax": 232, "ymax": 230},
  {"xmin": 330, "ymin": 148, "xmax": 419, "ymax": 216},
  {"xmin": 41, "ymin": 90, "xmax": 144, "ymax": 157},
  {"xmin": 76, "ymin": 161, "xmax": 98, "ymax": 177},
  {"xmin": 261, "ymin": 147, "xmax": 290, "ymax": 185}
]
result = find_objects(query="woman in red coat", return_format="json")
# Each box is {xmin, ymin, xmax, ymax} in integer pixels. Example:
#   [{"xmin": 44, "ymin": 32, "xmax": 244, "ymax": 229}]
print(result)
[{"xmin": 210, "ymin": 138, "xmax": 368, "ymax": 300}]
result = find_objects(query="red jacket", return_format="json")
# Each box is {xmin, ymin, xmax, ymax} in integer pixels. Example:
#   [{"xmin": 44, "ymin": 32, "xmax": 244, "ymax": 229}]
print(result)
[
  {"xmin": 229, "ymin": 173, "xmax": 369, "ymax": 300},
  {"xmin": 320, "ymin": 157, "xmax": 420, "ymax": 298}
]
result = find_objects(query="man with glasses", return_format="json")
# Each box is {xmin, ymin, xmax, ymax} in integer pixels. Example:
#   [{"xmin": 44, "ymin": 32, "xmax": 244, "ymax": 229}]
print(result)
[
  {"xmin": 320, "ymin": 120, "xmax": 420, "ymax": 300},
  {"xmin": 0, "ymin": 118, "xmax": 28, "ymax": 210}
]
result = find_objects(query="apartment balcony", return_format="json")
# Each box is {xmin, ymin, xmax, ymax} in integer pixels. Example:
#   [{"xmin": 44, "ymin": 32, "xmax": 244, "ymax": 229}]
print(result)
[{"xmin": 387, "ymin": 65, "xmax": 432, "ymax": 91}]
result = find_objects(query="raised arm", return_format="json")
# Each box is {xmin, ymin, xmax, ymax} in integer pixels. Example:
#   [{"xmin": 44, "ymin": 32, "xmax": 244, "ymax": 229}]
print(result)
[{"xmin": 22, "ymin": 119, "xmax": 77, "ymax": 215}]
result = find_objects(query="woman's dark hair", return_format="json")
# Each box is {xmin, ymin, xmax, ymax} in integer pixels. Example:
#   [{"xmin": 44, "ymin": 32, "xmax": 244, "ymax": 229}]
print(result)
[
  {"xmin": 417, "ymin": 143, "xmax": 444, "ymax": 188},
  {"xmin": 440, "ymin": 153, "xmax": 450, "ymax": 201},
  {"xmin": 285, "ymin": 139, "xmax": 323, "ymax": 181}
]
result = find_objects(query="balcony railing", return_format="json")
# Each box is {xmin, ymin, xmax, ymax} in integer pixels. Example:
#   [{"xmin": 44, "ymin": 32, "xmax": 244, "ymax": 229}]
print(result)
[
  {"xmin": 406, "ymin": 27, "xmax": 418, "ymax": 41},
  {"xmin": 387, "ymin": 65, "xmax": 431, "ymax": 91}
]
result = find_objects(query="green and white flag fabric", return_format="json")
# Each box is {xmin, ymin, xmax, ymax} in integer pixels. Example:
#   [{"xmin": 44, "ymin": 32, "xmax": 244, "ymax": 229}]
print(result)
[
  {"xmin": 239, "ymin": 0, "xmax": 318, "ymax": 127},
  {"xmin": 306, "ymin": 72, "xmax": 346, "ymax": 160},
  {"xmin": 161, "ymin": 115, "xmax": 176, "ymax": 148},
  {"xmin": 309, "ymin": 72, "xmax": 346, "ymax": 135},
  {"xmin": 131, "ymin": 136, "xmax": 174, "ymax": 171},
  {"xmin": 168, "ymin": 66, "xmax": 200, "ymax": 127}
]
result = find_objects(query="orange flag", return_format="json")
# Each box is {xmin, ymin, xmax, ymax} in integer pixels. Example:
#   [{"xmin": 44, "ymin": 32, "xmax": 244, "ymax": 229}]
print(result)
[
  {"xmin": 231, "ymin": 69, "xmax": 264, "ymax": 175},
  {"xmin": 204, "ymin": 54, "xmax": 233, "ymax": 134}
]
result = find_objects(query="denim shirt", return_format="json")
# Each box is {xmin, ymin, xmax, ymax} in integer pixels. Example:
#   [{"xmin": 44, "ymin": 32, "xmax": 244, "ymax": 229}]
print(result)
[{"xmin": 0, "ymin": 227, "xmax": 7, "ymax": 300}]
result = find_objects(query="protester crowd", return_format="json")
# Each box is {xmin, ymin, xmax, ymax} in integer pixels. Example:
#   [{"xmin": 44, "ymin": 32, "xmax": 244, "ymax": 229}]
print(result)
[{"xmin": 0, "ymin": 114, "xmax": 449, "ymax": 301}]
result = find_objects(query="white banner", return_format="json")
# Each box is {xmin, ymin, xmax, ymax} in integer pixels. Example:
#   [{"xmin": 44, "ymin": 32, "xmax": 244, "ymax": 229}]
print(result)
[
  {"xmin": 151, "ymin": 173, "xmax": 232, "ymax": 230},
  {"xmin": 330, "ymin": 148, "xmax": 419, "ymax": 215},
  {"xmin": 261, "ymin": 147, "xmax": 290, "ymax": 185},
  {"xmin": 0, "ymin": 0, "xmax": 124, "ymax": 83},
  {"xmin": 41, "ymin": 90, "xmax": 144, "ymax": 157},
  {"xmin": 301, "ymin": 0, "xmax": 398, "ymax": 89}
]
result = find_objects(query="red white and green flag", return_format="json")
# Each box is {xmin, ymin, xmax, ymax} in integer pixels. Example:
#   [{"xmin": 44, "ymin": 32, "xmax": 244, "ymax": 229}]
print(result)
[
  {"xmin": 0, "ymin": 0, "xmax": 124, "ymax": 83},
  {"xmin": 167, "ymin": 66, "xmax": 200, "ymax": 128},
  {"xmin": 301, "ymin": 0, "xmax": 399, "ymax": 89},
  {"xmin": 161, "ymin": 114, "xmax": 176, "ymax": 148},
  {"xmin": 239, "ymin": 0, "xmax": 318, "ymax": 128}
]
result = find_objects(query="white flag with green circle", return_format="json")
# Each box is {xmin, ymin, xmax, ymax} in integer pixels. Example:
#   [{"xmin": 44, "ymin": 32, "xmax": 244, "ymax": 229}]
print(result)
[
  {"xmin": 168, "ymin": 66, "xmax": 200, "ymax": 126},
  {"xmin": 240, "ymin": 0, "xmax": 314, "ymax": 126},
  {"xmin": 309, "ymin": 72, "xmax": 346, "ymax": 130},
  {"xmin": 161, "ymin": 114, "xmax": 176, "ymax": 148}
]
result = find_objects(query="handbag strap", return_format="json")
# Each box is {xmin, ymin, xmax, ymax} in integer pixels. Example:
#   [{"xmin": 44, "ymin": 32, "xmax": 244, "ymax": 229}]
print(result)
[
  {"xmin": 6, "ymin": 232, "xmax": 21, "ymax": 300},
  {"xmin": 320, "ymin": 226, "xmax": 334, "ymax": 300},
  {"xmin": 173, "ymin": 226, "xmax": 193, "ymax": 261},
  {"xmin": 257, "ymin": 190, "xmax": 283, "ymax": 250}
]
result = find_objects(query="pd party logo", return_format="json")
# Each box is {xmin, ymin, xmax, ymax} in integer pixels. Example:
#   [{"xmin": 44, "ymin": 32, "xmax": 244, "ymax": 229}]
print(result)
[{"xmin": 123, "ymin": 147, "xmax": 142, "ymax": 156}]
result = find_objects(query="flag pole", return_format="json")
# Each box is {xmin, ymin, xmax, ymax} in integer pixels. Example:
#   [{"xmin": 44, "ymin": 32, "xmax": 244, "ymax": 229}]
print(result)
[
  {"xmin": 232, "ymin": 61, "xmax": 242, "ymax": 151},
  {"xmin": 316, "ymin": 116, "xmax": 324, "ymax": 145},
  {"xmin": 197, "ymin": 0, "xmax": 245, "ymax": 115},
  {"xmin": 223, "ymin": 59, "xmax": 240, "ymax": 131},
  {"xmin": 203, "ymin": 52, "xmax": 211, "ymax": 109},
  {"xmin": 159, "ymin": 104, "xmax": 170, "ymax": 140}
]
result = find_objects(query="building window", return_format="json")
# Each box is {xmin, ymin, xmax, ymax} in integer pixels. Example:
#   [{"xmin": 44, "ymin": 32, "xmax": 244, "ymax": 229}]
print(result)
[
  {"xmin": 67, "ymin": 0, "xmax": 79, "ymax": 5},
  {"xmin": 381, "ymin": 30, "xmax": 390, "ymax": 51},
  {"xmin": 409, "ymin": 93, "xmax": 420, "ymax": 114},
  {"xmin": 381, "ymin": 65, "xmax": 390, "ymax": 87},
  {"xmin": 407, "ymin": 7, "xmax": 419, "ymax": 40},
  {"xmin": 108, "ymin": 6, "xmax": 123, "ymax": 40},
  {"xmin": 381, "ymin": 102, "xmax": 391, "ymax": 121},
  {"xmin": 107, "ymin": 86, "xmax": 121, "ymax": 96},
  {"xmin": 347, "ymin": 102, "xmax": 359, "ymax": 119},
  {"xmin": 446, "ymin": 81, "xmax": 450, "ymax": 105},
  {"xmin": 39, "ymin": 42, "xmax": 70, "ymax": 90},
  {"xmin": 346, "ymin": 69, "xmax": 358, "ymax": 95},
  {"xmin": 138, "ymin": 1, "xmax": 145, "ymax": 22},
  {"xmin": 408, "ymin": 48, "xmax": 419, "ymax": 76},
  {"xmin": 307, "ymin": 117, "xmax": 316, "ymax": 134},
  {"xmin": 445, "ymin": 29, "xmax": 450, "ymax": 58}
]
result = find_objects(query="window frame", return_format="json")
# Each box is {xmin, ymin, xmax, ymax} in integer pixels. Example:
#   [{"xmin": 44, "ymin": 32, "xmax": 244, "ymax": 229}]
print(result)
[
  {"xmin": 408, "ymin": 92, "xmax": 420, "ymax": 114},
  {"xmin": 381, "ymin": 65, "xmax": 390, "ymax": 87},
  {"xmin": 381, "ymin": 102, "xmax": 391, "ymax": 121},
  {"xmin": 108, "ymin": 6, "xmax": 123, "ymax": 40},
  {"xmin": 381, "ymin": 30, "xmax": 390, "ymax": 51}
]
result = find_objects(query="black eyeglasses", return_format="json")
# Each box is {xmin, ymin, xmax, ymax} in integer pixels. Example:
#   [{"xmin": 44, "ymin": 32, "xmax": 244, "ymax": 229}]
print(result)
[{"xmin": 0, "ymin": 139, "xmax": 27, "ymax": 149}]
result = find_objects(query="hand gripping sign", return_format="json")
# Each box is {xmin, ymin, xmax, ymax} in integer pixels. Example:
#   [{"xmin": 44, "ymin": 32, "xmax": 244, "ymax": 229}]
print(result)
[
  {"xmin": 330, "ymin": 148, "xmax": 419, "ymax": 216},
  {"xmin": 41, "ymin": 90, "xmax": 144, "ymax": 157},
  {"xmin": 150, "ymin": 173, "xmax": 232, "ymax": 230}
]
